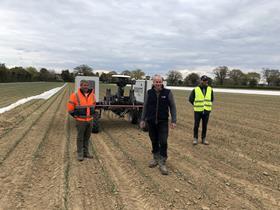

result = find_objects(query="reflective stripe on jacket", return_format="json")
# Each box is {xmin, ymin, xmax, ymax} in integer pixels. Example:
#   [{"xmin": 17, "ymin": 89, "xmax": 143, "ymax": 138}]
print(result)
[
  {"xmin": 194, "ymin": 86, "xmax": 212, "ymax": 112},
  {"xmin": 67, "ymin": 88, "xmax": 96, "ymax": 121}
]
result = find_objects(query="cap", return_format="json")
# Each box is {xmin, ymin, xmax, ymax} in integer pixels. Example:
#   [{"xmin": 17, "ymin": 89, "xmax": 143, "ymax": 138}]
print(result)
[{"xmin": 200, "ymin": 75, "xmax": 208, "ymax": 81}]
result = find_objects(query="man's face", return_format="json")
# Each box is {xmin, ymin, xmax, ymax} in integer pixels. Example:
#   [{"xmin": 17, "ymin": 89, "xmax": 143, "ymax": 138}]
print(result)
[
  {"xmin": 201, "ymin": 80, "xmax": 208, "ymax": 86},
  {"xmin": 80, "ymin": 82, "xmax": 89, "ymax": 92},
  {"xmin": 153, "ymin": 77, "xmax": 163, "ymax": 91}
]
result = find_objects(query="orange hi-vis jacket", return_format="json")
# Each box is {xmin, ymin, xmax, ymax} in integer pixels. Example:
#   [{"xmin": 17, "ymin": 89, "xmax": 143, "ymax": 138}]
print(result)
[{"xmin": 67, "ymin": 88, "xmax": 96, "ymax": 122}]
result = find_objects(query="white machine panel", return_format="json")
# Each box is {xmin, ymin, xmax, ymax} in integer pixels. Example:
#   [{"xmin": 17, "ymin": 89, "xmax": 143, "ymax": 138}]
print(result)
[
  {"xmin": 75, "ymin": 76, "xmax": 100, "ymax": 102},
  {"xmin": 133, "ymin": 80, "xmax": 153, "ymax": 103},
  {"xmin": 133, "ymin": 80, "xmax": 167, "ymax": 103}
]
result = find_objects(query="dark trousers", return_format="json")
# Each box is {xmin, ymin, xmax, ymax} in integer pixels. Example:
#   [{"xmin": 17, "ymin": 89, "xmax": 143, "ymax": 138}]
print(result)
[
  {"xmin": 76, "ymin": 120, "xmax": 93, "ymax": 156},
  {"xmin": 193, "ymin": 111, "xmax": 210, "ymax": 139},
  {"xmin": 147, "ymin": 120, "xmax": 169, "ymax": 158}
]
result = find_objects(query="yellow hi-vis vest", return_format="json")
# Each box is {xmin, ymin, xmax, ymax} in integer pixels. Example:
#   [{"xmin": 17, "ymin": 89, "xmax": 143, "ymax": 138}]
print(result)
[{"xmin": 194, "ymin": 86, "xmax": 212, "ymax": 112}]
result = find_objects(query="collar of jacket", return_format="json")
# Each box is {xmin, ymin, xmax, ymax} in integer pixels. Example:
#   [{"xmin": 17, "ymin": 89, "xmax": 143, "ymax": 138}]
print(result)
[
  {"xmin": 199, "ymin": 84, "xmax": 208, "ymax": 89},
  {"xmin": 151, "ymin": 85, "xmax": 165, "ymax": 92},
  {"xmin": 78, "ymin": 88, "xmax": 93, "ymax": 97}
]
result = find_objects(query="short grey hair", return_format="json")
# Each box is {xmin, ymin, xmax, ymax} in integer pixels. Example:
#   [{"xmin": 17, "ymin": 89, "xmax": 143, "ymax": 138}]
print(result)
[
  {"xmin": 152, "ymin": 74, "xmax": 163, "ymax": 81},
  {"xmin": 80, "ymin": 80, "xmax": 89, "ymax": 85}
]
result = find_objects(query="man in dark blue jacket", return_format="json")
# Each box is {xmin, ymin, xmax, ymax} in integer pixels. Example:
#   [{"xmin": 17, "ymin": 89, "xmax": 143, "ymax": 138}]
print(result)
[{"xmin": 140, "ymin": 75, "xmax": 176, "ymax": 175}]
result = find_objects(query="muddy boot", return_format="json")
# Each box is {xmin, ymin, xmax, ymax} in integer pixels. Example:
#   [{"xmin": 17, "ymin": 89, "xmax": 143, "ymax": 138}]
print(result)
[
  {"xmin": 159, "ymin": 157, "xmax": 168, "ymax": 175},
  {"xmin": 84, "ymin": 151, "xmax": 93, "ymax": 159},
  {"xmin": 193, "ymin": 138, "xmax": 198, "ymax": 145},
  {"xmin": 149, "ymin": 153, "xmax": 159, "ymax": 168},
  {"xmin": 202, "ymin": 138, "xmax": 209, "ymax": 145},
  {"xmin": 77, "ymin": 153, "xmax": 84, "ymax": 161}
]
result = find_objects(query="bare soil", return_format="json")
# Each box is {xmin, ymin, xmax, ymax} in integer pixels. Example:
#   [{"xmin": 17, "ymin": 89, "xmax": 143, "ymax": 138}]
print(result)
[{"xmin": 0, "ymin": 84, "xmax": 279, "ymax": 209}]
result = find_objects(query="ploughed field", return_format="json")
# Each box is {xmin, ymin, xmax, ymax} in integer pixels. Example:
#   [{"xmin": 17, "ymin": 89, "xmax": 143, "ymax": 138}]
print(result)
[
  {"xmin": 0, "ymin": 83, "xmax": 279, "ymax": 209},
  {"xmin": 0, "ymin": 82, "xmax": 64, "ymax": 108}
]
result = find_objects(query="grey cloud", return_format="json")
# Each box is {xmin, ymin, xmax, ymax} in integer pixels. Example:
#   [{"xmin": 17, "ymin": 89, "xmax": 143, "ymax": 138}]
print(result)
[{"xmin": 0, "ymin": 0, "xmax": 279, "ymax": 74}]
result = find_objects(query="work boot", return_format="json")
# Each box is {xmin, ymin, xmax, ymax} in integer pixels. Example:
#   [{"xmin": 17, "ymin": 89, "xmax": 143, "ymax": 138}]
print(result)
[
  {"xmin": 77, "ymin": 153, "xmax": 84, "ymax": 161},
  {"xmin": 84, "ymin": 152, "xmax": 93, "ymax": 159},
  {"xmin": 149, "ymin": 153, "xmax": 159, "ymax": 168},
  {"xmin": 159, "ymin": 157, "xmax": 168, "ymax": 175},
  {"xmin": 193, "ymin": 138, "xmax": 198, "ymax": 145},
  {"xmin": 202, "ymin": 138, "xmax": 209, "ymax": 145}
]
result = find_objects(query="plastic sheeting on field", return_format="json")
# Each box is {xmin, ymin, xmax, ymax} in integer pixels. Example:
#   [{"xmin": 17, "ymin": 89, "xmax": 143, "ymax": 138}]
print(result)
[
  {"xmin": 0, "ymin": 84, "xmax": 66, "ymax": 114},
  {"xmin": 167, "ymin": 86, "xmax": 280, "ymax": 96}
]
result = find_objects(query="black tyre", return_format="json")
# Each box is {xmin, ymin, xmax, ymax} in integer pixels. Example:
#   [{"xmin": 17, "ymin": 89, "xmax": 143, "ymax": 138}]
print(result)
[{"xmin": 129, "ymin": 110, "xmax": 139, "ymax": 124}]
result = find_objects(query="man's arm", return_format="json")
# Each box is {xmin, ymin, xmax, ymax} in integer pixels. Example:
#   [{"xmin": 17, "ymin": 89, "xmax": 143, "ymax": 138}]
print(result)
[
  {"xmin": 189, "ymin": 89, "xmax": 195, "ymax": 105},
  {"xmin": 140, "ymin": 93, "xmax": 149, "ymax": 121},
  {"xmin": 168, "ymin": 91, "xmax": 177, "ymax": 123},
  {"xmin": 67, "ymin": 93, "xmax": 76, "ymax": 117},
  {"xmin": 211, "ymin": 89, "xmax": 214, "ymax": 102}
]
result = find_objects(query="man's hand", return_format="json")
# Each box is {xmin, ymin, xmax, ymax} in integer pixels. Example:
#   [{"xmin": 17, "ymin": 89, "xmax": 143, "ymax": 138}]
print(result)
[
  {"xmin": 140, "ymin": 120, "xmax": 145, "ymax": 129},
  {"xmin": 170, "ymin": 123, "xmax": 176, "ymax": 129}
]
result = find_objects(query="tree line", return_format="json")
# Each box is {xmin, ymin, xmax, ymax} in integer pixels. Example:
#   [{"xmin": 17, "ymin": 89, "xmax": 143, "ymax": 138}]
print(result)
[
  {"xmin": 166, "ymin": 66, "xmax": 280, "ymax": 87},
  {"xmin": 0, "ymin": 63, "xmax": 147, "ymax": 83},
  {"xmin": 0, "ymin": 64, "xmax": 61, "ymax": 83},
  {"xmin": 1, "ymin": 63, "xmax": 279, "ymax": 87}
]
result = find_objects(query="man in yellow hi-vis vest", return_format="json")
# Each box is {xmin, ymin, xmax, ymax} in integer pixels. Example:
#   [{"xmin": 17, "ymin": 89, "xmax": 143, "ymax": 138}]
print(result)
[{"xmin": 189, "ymin": 75, "xmax": 214, "ymax": 145}]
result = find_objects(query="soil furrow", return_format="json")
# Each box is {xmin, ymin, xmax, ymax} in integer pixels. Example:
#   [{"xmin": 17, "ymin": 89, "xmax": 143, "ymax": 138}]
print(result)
[
  {"xmin": 67, "ymin": 106, "xmax": 121, "ymax": 209},
  {"xmin": 0, "ymin": 86, "xmax": 67, "ymax": 209},
  {"xmin": 0, "ymin": 88, "xmax": 66, "ymax": 164},
  {"xmin": 18, "ymin": 85, "xmax": 70, "ymax": 209},
  {"xmin": 94, "ymin": 130, "xmax": 168, "ymax": 209}
]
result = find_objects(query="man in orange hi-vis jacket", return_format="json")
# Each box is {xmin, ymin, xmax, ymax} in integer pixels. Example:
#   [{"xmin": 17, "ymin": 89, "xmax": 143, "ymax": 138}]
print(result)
[{"xmin": 68, "ymin": 80, "xmax": 96, "ymax": 161}]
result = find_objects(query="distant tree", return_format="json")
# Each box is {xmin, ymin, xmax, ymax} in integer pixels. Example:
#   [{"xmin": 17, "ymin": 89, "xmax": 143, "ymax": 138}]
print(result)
[
  {"xmin": 240, "ymin": 74, "xmax": 249, "ymax": 86},
  {"xmin": 166, "ymin": 70, "xmax": 183, "ymax": 86},
  {"xmin": 262, "ymin": 68, "xmax": 280, "ymax": 86},
  {"xmin": 47, "ymin": 70, "xmax": 57, "ymax": 81},
  {"xmin": 184, "ymin": 73, "xmax": 200, "ymax": 86},
  {"xmin": 108, "ymin": 71, "xmax": 118, "ymax": 83},
  {"xmin": 178, "ymin": 80, "xmax": 184, "ymax": 86},
  {"xmin": 39, "ymin": 68, "xmax": 53, "ymax": 81},
  {"xmin": 213, "ymin": 66, "xmax": 229, "ymax": 85},
  {"xmin": 9, "ymin": 66, "xmax": 31, "ymax": 82},
  {"xmin": 0, "ymin": 63, "xmax": 10, "ymax": 82},
  {"xmin": 99, "ymin": 72, "xmax": 107, "ymax": 83},
  {"xmin": 61, "ymin": 69, "xmax": 74, "ymax": 82},
  {"xmin": 74, "ymin": 64, "xmax": 94, "ymax": 76},
  {"xmin": 121, "ymin": 70, "xmax": 132, "ymax": 76},
  {"xmin": 247, "ymin": 72, "xmax": 260, "ymax": 87},
  {"xmin": 109, "ymin": 71, "xmax": 117, "ymax": 75},
  {"xmin": 131, "ymin": 69, "xmax": 145, "ymax": 79},
  {"xmin": 228, "ymin": 69, "xmax": 244, "ymax": 85},
  {"xmin": 26, "ymin": 66, "xmax": 40, "ymax": 81},
  {"xmin": 208, "ymin": 77, "xmax": 213, "ymax": 86},
  {"xmin": 99, "ymin": 71, "xmax": 118, "ymax": 83}
]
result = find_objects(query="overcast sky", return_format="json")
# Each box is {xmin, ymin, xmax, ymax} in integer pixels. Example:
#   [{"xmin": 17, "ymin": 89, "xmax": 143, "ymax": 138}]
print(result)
[{"xmin": 0, "ymin": 0, "xmax": 279, "ymax": 76}]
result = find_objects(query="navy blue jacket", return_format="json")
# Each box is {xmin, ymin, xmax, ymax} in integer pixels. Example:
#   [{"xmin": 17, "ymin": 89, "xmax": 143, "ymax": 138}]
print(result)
[{"xmin": 141, "ymin": 86, "xmax": 176, "ymax": 123}]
